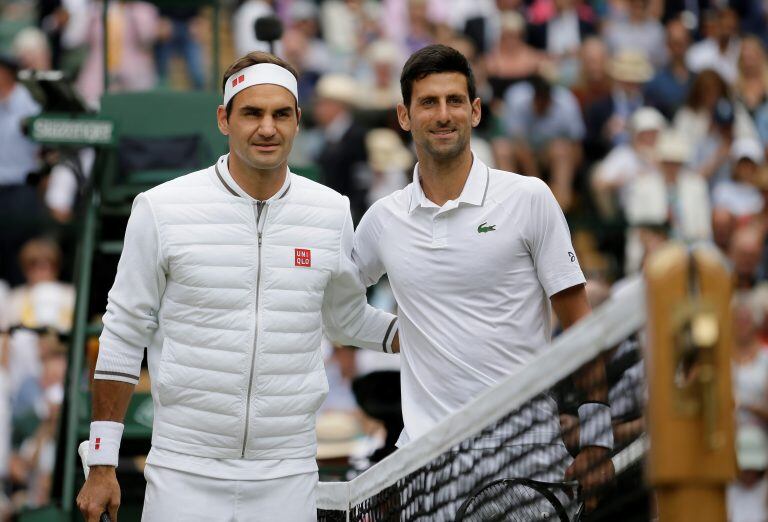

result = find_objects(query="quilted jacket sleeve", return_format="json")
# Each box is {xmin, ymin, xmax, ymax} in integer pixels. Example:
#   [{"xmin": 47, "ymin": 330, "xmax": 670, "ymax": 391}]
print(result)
[
  {"xmin": 94, "ymin": 194, "xmax": 167, "ymax": 384},
  {"xmin": 321, "ymin": 201, "xmax": 397, "ymax": 353}
]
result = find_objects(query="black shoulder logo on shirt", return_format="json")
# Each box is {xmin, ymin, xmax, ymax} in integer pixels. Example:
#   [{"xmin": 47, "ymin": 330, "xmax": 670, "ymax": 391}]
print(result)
[{"xmin": 568, "ymin": 252, "xmax": 576, "ymax": 262}]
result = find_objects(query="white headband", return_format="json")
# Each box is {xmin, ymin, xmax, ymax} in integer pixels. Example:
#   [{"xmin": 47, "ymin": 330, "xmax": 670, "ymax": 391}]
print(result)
[{"xmin": 223, "ymin": 63, "xmax": 299, "ymax": 107}]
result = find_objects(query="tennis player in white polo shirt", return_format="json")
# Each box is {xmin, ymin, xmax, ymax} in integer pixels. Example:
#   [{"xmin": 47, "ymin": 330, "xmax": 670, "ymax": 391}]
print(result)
[
  {"xmin": 76, "ymin": 52, "xmax": 398, "ymax": 522},
  {"xmin": 353, "ymin": 45, "xmax": 614, "ymax": 512}
]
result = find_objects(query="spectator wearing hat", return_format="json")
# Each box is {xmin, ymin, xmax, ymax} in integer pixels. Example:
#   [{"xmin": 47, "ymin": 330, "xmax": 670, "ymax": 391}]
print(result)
[
  {"xmin": 365, "ymin": 128, "xmax": 413, "ymax": 206},
  {"xmin": 728, "ymin": 424, "xmax": 768, "ymax": 522},
  {"xmin": 644, "ymin": 19, "xmax": 695, "ymax": 120},
  {"xmin": 584, "ymin": 50, "xmax": 653, "ymax": 163},
  {"xmin": 313, "ymin": 74, "xmax": 370, "ymax": 223},
  {"xmin": 592, "ymin": 107, "xmax": 666, "ymax": 221},
  {"xmin": 502, "ymin": 74, "xmax": 585, "ymax": 210},
  {"xmin": 626, "ymin": 131, "xmax": 712, "ymax": 244},
  {"xmin": 357, "ymin": 40, "xmax": 405, "ymax": 111},
  {"xmin": 686, "ymin": 7, "xmax": 742, "ymax": 84},
  {"xmin": 604, "ymin": 0, "xmax": 666, "ymax": 68},
  {"xmin": 712, "ymin": 138, "xmax": 765, "ymax": 219},
  {"xmin": 0, "ymin": 54, "xmax": 43, "ymax": 286}
]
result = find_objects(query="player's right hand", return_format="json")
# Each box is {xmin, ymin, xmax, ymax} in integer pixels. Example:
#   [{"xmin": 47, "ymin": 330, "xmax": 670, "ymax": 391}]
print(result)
[{"xmin": 77, "ymin": 465, "xmax": 120, "ymax": 522}]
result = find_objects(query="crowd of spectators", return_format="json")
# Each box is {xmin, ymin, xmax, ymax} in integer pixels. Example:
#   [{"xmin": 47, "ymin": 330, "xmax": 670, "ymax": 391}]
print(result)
[{"xmin": 3, "ymin": 0, "xmax": 768, "ymax": 517}]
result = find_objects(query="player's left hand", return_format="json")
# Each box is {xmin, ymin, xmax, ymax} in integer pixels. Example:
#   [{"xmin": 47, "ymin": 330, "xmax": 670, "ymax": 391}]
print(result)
[{"xmin": 564, "ymin": 445, "xmax": 615, "ymax": 513}]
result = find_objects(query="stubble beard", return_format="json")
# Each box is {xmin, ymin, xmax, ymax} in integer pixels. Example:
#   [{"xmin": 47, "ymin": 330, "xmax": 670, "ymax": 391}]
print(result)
[{"xmin": 419, "ymin": 129, "xmax": 469, "ymax": 163}]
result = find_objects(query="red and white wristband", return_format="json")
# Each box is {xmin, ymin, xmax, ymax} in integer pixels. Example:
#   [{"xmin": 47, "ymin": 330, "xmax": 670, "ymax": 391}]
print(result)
[
  {"xmin": 578, "ymin": 402, "xmax": 614, "ymax": 450},
  {"xmin": 86, "ymin": 421, "xmax": 124, "ymax": 467}
]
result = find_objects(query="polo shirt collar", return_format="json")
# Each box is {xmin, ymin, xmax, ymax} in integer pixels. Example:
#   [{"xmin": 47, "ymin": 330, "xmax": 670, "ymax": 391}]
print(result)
[
  {"xmin": 214, "ymin": 154, "xmax": 292, "ymax": 202},
  {"xmin": 408, "ymin": 152, "xmax": 489, "ymax": 213}
]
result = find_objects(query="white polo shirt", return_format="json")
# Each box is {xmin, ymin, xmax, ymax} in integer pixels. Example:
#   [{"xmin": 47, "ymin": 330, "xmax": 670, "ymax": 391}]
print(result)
[{"xmin": 353, "ymin": 156, "xmax": 586, "ymax": 446}]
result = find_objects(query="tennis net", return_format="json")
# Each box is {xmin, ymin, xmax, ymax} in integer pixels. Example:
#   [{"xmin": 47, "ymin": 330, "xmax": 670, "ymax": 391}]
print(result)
[{"xmin": 317, "ymin": 276, "xmax": 649, "ymax": 521}]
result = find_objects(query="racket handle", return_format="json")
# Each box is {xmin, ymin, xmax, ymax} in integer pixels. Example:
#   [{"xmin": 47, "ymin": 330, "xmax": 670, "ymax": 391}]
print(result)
[{"xmin": 100, "ymin": 512, "xmax": 111, "ymax": 522}]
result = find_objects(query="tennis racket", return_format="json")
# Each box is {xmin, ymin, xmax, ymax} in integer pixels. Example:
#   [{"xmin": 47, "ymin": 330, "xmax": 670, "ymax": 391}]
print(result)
[
  {"xmin": 455, "ymin": 478, "xmax": 578, "ymax": 522},
  {"xmin": 78, "ymin": 441, "xmax": 113, "ymax": 522}
]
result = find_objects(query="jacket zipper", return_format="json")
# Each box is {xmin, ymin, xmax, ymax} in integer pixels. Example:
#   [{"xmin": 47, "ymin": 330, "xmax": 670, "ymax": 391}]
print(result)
[{"xmin": 242, "ymin": 200, "xmax": 267, "ymax": 457}]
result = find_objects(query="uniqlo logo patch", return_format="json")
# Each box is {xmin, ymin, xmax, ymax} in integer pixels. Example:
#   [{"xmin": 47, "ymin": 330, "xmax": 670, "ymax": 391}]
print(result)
[
  {"xmin": 295, "ymin": 248, "xmax": 311, "ymax": 267},
  {"xmin": 231, "ymin": 74, "xmax": 245, "ymax": 87},
  {"xmin": 94, "ymin": 438, "xmax": 101, "ymax": 450}
]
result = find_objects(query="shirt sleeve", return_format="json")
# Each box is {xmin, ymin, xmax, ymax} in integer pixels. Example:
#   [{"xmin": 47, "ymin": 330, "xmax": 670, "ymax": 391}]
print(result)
[
  {"xmin": 352, "ymin": 201, "xmax": 387, "ymax": 287},
  {"xmin": 524, "ymin": 179, "xmax": 586, "ymax": 298},
  {"xmin": 95, "ymin": 194, "xmax": 167, "ymax": 385},
  {"xmin": 322, "ymin": 200, "xmax": 397, "ymax": 353}
]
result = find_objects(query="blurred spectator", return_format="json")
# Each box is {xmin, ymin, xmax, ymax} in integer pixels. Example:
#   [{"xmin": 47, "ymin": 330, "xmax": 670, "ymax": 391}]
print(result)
[
  {"xmin": 571, "ymin": 37, "xmax": 611, "ymax": 114},
  {"xmin": 6, "ymin": 238, "xmax": 75, "ymax": 332},
  {"xmin": 12, "ymin": 28, "xmax": 52, "ymax": 71},
  {"xmin": 502, "ymin": 74, "xmax": 585, "ymax": 210},
  {"xmin": 527, "ymin": 0, "xmax": 596, "ymax": 85},
  {"xmin": 284, "ymin": 1, "xmax": 332, "ymax": 77},
  {"xmin": 233, "ymin": 0, "xmax": 276, "ymax": 57},
  {"xmin": 688, "ymin": 96, "xmax": 759, "ymax": 187},
  {"xmin": 730, "ymin": 225, "xmax": 765, "ymax": 289},
  {"xmin": 43, "ymin": 147, "xmax": 95, "ymax": 223},
  {"xmin": 313, "ymin": 74, "xmax": 370, "ymax": 223},
  {"xmin": 592, "ymin": 107, "xmax": 665, "ymax": 221},
  {"xmin": 686, "ymin": 7, "xmax": 741, "ymax": 84},
  {"xmin": 381, "ymin": 0, "xmax": 444, "ymax": 54},
  {"xmin": 0, "ymin": 54, "xmax": 42, "ymax": 287},
  {"xmin": 365, "ymin": 128, "xmax": 413, "ymax": 206},
  {"xmin": 154, "ymin": 6, "xmax": 205, "ymax": 90},
  {"xmin": 604, "ymin": 0, "xmax": 666, "ymax": 68},
  {"xmin": 57, "ymin": 0, "xmax": 90, "ymax": 77},
  {"xmin": 713, "ymin": 207, "xmax": 738, "ymax": 252},
  {"xmin": 322, "ymin": 0, "xmax": 383, "ymax": 59},
  {"xmin": 484, "ymin": 11, "xmax": 543, "ymax": 102},
  {"xmin": 281, "ymin": 28, "xmax": 322, "ymax": 102},
  {"xmin": 674, "ymin": 71, "xmax": 738, "ymax": 159},
  {"xmin": 735, "ymin": 36, "xmax": 768, "ymax": 117},
  {"xmin": 626, "ymin": 131, "xmax": 711, "ymax": 242},
  {"xmin": 644, "ymin": 19, "xmax": 694, "ymax": 119},
  {"xmin": 357, "ymin": 40, "xmax": 404, "ymax": 111},
  {"xmin": 728, "ymin": 425, "xmax": 768, "ymax": 522},
  {"xmin": 72, "ymin": 1, "xmax": 160, "ymax": 107},
  {"xmin": 712, "ymin": 138, "xmax": 765, "ymax": 219},
  {"xmin": 584, "ymin": 51, "xmax": 653, "ymax": 163},
  {"xmin": 733, "ymin": 292, "xmax": 768, "ymax": 428}
]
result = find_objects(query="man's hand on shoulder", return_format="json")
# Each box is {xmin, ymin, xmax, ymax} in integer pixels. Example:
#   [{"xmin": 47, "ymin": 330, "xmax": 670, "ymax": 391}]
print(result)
[
  {"xmin": 564, "ymin": 446, "xmax": 615, "ymax": 513},
  {"xmin": 77, "ymin": 465, "xmax": 120, "ymax": 522}
]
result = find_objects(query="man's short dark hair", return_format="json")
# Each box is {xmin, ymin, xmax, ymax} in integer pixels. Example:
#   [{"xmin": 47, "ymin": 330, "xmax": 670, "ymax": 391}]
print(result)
[
  {"xmin": 222, "ymin": 51, "xmax": 299, "ymax": 119},
  {"xmin": 400, "ymin": 44, "xmax": 477, "ymax": 108}
]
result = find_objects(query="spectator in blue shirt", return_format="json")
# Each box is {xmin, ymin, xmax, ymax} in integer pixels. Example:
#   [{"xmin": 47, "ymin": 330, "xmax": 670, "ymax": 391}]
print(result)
[
  {"xmin": 502, "ymin": 74, "xmax": 585, "ymax": 211},
  {"xmin": 645, "ymin": 19, "xmax": 695, "ymax": 120},
  {"xmin": 0, "ymin": 54, "xmax": 43, "ymax": 286}
]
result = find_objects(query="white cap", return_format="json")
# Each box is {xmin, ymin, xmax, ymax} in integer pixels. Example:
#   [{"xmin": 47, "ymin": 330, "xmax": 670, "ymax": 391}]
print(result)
[
  {"xmin": 731, "ymin": 137, "xmax": 765, "ymax": 164},
  {"xmin": 657, "ymin": 131, "xmax": 690, "ymax": 163},
  {"xmin": 315, "ymin": 74, "xmax": 359, "ymax": 106},
  {"xmin": 630, "ymin": 107, "xmax": 666, "ymax": 134}
]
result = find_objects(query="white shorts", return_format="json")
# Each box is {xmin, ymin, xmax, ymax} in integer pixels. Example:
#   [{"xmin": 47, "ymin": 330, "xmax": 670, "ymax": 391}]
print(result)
[{"xmin": 141, "ymin": 464, "xmax": 318, "ymax": 522}]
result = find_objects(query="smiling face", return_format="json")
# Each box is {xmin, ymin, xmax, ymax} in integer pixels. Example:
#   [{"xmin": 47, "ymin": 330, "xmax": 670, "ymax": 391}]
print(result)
[
  {"xmin": 217, "ymin": 83, "xmax": 300, "ymax": 176},
  {"xmin": 397, "ymin": 72, "xmax": 480, "ymax": 163}
]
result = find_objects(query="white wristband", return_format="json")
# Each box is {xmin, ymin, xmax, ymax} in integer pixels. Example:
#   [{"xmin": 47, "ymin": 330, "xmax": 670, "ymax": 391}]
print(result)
[
  {"xmin": 87, "ymin": 421, "xmax": 124, "ymax": 467},
  {"xmin": 578, "ymin": 402, "xmax": 614, "ymax": 450}
]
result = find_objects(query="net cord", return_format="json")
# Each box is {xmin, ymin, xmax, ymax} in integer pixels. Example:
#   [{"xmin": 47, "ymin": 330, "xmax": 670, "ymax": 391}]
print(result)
[{"xmin": 316, "ymin": 276, "xmax": 646, "ymax": 512}]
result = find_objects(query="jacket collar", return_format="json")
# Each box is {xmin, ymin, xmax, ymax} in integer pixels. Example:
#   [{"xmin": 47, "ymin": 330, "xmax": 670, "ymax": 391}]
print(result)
[{"xmin": 214, "ymin": 154, "xmax": 292, "ymax": 202}]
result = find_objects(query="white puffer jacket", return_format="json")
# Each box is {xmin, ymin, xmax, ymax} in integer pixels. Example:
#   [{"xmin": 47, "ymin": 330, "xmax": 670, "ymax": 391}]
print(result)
[{"xmin": 95, "ymin": 157, "xmax": 397, "ymax": 460}]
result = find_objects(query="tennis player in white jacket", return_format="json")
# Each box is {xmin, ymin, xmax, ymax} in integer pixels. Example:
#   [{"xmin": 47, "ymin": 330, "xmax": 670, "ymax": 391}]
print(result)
[{"xmin": 76, "ymin": 52, "xmax": 399, "ymax": 522}]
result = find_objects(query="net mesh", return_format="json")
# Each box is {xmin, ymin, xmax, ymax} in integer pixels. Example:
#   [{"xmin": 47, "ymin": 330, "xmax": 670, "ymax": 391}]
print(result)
[{"xmin": 317, "ymin": 277, "xmax": 649, "ymax": 522}]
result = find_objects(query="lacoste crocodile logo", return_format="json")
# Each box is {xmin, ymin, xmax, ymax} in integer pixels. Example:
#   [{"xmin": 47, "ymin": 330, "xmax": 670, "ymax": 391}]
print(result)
[{"xmin": 477, "ymin": 222, "xmax": 496, "ymax": 233}]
